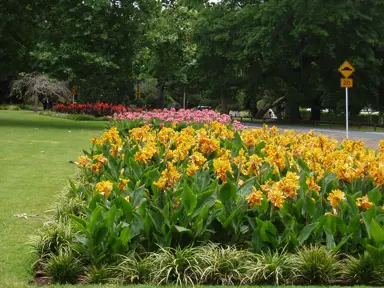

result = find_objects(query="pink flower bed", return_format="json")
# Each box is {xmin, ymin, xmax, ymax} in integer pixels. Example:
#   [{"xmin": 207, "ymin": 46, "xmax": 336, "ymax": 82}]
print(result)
[{"xmin": 113, "ymin": 108, "xmax": 244, "ymax": 129}]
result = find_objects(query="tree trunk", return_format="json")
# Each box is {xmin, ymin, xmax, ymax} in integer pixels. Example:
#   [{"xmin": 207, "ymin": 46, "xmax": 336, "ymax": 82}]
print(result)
[
  {"xmin": 220, "ymin": 94, "xmax": 229, "ymax": 114},
  {"xmin": 34, "ymin": 95, "xmax": 38, "ymax": 113},
  {"xmin": 183, "ymin": 88, "xmax": 186, "ymax": 109},
  {"xmin": 285, "ymin": 94, "xmax": 301, "ymax": 122},
  {"xmin": 0, "ymin": 79, "xmax": 10, "ymax": 103},
  {"xmin": 157, "ymin": 82, "xmax": 165, "ymax": 109},
  {"xmin": 310, "ymin": 106, "xmax": 321, "ymax": 121}
]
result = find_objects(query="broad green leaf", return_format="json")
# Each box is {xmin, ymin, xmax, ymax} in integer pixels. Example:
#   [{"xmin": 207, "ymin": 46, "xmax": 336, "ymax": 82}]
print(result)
[
  {"xmin": 174, "ymin": 225, "xmax": 191, "ymax": 233},
  {"xmin": 120, "ymin": 226, "xmax": 131, "ymax": 244},
  {"xmin": 238, "ymin": 176, "xmax": 256, "ymax": 196},
  {"xmin": 218, "ymin": 181, "xmax": 238, "ymax": 204},
  {"xmin": 89, "ymin": 194, "xmax": 102, "ymax": 211},
  {"xmin": 305, "ymin": 195, "xmax": 316, "ymax": 217},
  {"xmin": 252, "ymin": 228, "xmax": 262, "ymax": 252},
  {"xmin": 368, "ymin": 186, "xmax": 381, "ymax": 204},
  {"xmin": 90, "ymin": 206, "xmax": 104, "ymax": 229},
  {"xmin": 324, "ymin": 226, "xmax": 336, "ymax": 250},
  {"xmin": 346, "ymin": 194, "xmax": 358, "ymax": 217},
  {"xmin": 182, "ymin": 184, "xmax": 197, "ymax": 215},
  {"xmin": 362, "ymin": 205, "xmax": 377, "ymax": 237},
  {"xmin": 95, "ymin": 227, "xmax": 108, "ymax": 245},
  {"xmin": 332, "ymin": 234, "xmax": 351, "ymax": 253},
  {"xmin": 130, "ymin": 159, "xmax": 142, "ymax": 179},
  {"xmin": 105, "ymin": 205, "xmax": 118, "ymax": 230},
  {"xmin": 162, "ymin": 203, "xmax": 170, "ymax": 223},
  {"xmin": 370, "ymin": 220, "xmax": 384, "ymax": 246},
  {"xmin": 191, "ymin": 190, "xmax": 216, "ymax": 218},
  {"xmin": 70, "ymin": 214, "xmax": 87, "ymax": 229},
  {"xmin": 147, "ymin": 209, "xmax": 163, "ymax": 233},
  {"xmin": 260, "ymin": 221, "xmax": 277, "ymax": 246},
  {"xmin": 223, "ymin": 206, "xmax": 242, "ymax": 228},
  {"xmin": 297, "ymin": 222, "xmax": 319, "ymax": 245},
  {"xmin": 365, "ymin": 244, "xmax": 384, "ymax": 261}
]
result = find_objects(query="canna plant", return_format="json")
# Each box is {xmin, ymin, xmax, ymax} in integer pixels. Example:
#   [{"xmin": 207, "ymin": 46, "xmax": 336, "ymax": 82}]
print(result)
[{"xmin": 67, "ymin": 121, "xmax": 384, "ymax": 263}]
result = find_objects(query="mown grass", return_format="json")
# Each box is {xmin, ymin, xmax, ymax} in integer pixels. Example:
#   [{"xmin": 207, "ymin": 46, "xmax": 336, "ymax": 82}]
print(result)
[{"xmin": 0, "ymin": 111, "xmax": 107, "ymax": 287}]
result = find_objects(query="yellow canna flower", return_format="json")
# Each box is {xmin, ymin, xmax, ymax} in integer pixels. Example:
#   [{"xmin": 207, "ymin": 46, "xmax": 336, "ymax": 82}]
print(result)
[
  {"xmin": 306, "ymin": 176, "xmax": 321, "ymax": 193},
  {"xmin": 96, "ymin": 181, "xmax": 113, "ymax": 196},
  {"xmin": 76, "ymin": 156, "xmax": 90, "ymax": 168},
  {"xmin": 267, "ymin": 187, "xmax": 286, "ymax": 209},
  {"xmin": 153, "ymin": 162, "xmax": 181, "ymax": 190},
  {"xmin": 213, "ymin": 156, "xmax": 233, "ymax": 183},
  {"xmin": 90, "ymin": 162, "xmax": 102, "ymax": 173},
  {"xmin": 118, "ymin": 178, "xmax": 130, "ymax": 191},
  {"xmin": 187, "ymin": 161, "xmax": 199, "ymax": 176},
  {"xmin": 93, "ymin": 154, "xmax": 108, "ymax": 164},
  {"xmin": 110, "ymin": 144, "xmax": 122, "ymax": 158},
  {"xmin": 246, "ymin": 187, "xmax": 263, "ymax": 208},
  {"xmin": 327, "ymin": 189, "xmax": 345, "ymax": 209},
  {"xmin": 277, "ymin": 172, "xmax": 299, "ymax": 198},
  {"xmin": 356, "ymin": 195, "xmax": 372, "ymax": 210},
  {"xmin": 189, "ymin": 151, "xmax": 207, "ymax": 166}
]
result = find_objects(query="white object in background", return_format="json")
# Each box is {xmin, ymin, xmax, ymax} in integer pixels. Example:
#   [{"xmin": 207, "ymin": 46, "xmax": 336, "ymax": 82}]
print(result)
[{"xmin": 263, "ymin": 109, "xmax": 277, "ymax": 119}]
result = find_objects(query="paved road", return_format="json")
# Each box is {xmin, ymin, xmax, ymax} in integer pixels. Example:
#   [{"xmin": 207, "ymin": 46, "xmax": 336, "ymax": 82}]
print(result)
[{"xmin": 246, "ymin": 123, "xmax": 384, "ymax": 149}]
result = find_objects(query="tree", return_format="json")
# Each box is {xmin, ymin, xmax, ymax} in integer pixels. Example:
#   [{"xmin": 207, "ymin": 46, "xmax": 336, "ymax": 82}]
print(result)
[
  {"xmin": 137, "ymin": 1, "xmax": 197, "ymax": 108},
  {"xmin": 10, "ymin": 74, "xmax": 71, "ymax": 112},
  {"xmin": 31, "ymin": 0, "xmax": 157, "ymax": 103},
  {"xmin": 0, "ymin": 0, "xmax": 43, "ymax": 102}
]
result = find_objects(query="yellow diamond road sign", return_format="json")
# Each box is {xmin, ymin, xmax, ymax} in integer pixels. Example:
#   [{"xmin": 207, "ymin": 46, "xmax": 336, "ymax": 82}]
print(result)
[{"xmin": 338, "ymin": 61, "xmax": 355, "ymax": 78}]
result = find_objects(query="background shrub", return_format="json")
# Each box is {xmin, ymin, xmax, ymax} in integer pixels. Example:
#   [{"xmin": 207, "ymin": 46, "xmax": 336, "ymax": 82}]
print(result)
[{"xmin": 0, "ymin": 105, "xmax": 20, "ymax": 110}]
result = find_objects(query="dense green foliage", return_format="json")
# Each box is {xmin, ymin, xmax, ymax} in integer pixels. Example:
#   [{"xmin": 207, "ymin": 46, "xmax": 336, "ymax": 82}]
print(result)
[{"xmin": 2, "ymin": 0, "xmax": 384, "ymax": 117}]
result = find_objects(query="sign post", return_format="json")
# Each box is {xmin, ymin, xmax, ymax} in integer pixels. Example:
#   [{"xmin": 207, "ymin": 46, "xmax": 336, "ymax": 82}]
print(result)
[
  {"xmin": 71, "ymin": 87, "xmax": 77, "ymax": 103},
  {"xmin": 338, "ymin": 61, "xmax": 355, "ymax": 139}
]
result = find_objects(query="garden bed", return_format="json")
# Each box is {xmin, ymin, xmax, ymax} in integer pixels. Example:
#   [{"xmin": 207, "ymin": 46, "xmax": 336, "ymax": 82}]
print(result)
[{"xmin": 31, "ymin": 109, "xmax": 384, "ymax": 285}]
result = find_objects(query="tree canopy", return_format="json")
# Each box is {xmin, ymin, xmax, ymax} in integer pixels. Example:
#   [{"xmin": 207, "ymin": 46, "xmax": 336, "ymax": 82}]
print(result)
[{"xmin": 2, "ymin": 0, "xmax": 384, "ymax": 119}]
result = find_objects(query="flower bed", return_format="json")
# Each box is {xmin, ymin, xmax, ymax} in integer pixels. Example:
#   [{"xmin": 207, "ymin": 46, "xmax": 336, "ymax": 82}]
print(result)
[
  {"xmin": 73, "ymin": 123, "xmax": 384, "ymax": 254},
  {"xmin": 112, "ymin": 108, "xmax": 244, "ymax": 129},
  {"xmin": 52, "ymin": 101, "xmax": 146, "ymax": 117},
  {"xmin": 32, "ymin": 119, "xmax": 384, "ymax": 285}
]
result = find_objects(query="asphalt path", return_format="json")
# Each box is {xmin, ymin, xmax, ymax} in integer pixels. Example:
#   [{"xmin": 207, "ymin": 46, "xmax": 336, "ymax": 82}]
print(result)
[{"xmin": 245, "ymin": 123, "xmax": 384, "ymax": 149}]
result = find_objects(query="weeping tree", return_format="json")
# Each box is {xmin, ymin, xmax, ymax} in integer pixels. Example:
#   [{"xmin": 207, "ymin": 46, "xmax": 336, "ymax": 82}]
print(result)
[{"xmin": 10, "ymin": 74, "xmax": 71, "ymax": 112}]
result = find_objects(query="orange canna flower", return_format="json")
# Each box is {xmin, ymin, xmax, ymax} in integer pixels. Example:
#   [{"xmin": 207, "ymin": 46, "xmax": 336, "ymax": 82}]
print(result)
[
  {"xmin": 118, "ymin": 178, "xmax": 130, "ymax": 190},
  {"xmin": 76, "ymin": 156, "xmax": 90, "ymax": 168},
  {"xmin": 327, "ymin": 189, "xmax": 345, "ymax": 209},
  {"xmin": 96, "ymin": 181, "xmax": 113, "ymax": 196},
  {"xmin": 246, "ymin": 187, "xmax": 263, "ymax": 208},
  {"xmin": 356, "ymin": 195, "xmax": 372, "ymax": 210}
]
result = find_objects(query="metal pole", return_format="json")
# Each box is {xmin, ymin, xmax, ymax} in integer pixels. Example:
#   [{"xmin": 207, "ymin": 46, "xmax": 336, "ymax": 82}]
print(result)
[{"xmin": 346, "ymin": 87, "xmax": 349, "ymax": 139}]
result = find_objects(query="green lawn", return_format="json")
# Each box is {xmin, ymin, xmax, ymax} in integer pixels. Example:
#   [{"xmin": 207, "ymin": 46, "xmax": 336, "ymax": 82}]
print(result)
[{"xmin": 0, "ymin": 111, "xmax": 107, "ymax": 287}]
